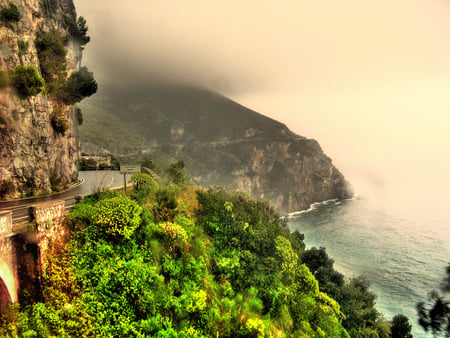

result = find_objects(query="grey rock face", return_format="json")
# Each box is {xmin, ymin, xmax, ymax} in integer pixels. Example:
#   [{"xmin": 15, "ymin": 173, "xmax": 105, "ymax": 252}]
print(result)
[{"xmin": 0, "ymin": 0, "xmax": 80, "ymax": 198}]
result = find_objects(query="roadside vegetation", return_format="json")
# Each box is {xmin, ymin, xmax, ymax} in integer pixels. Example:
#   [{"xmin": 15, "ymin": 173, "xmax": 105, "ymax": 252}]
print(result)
[{"xmin": 0, "ymin": 162, "xmax": 412, "ymax": 337}]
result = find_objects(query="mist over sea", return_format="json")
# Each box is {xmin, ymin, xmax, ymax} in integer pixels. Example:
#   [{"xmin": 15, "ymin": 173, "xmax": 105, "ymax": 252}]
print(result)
[{"xmin": 288, "ymin": 181, "xmax": 450, "ymax": 337}]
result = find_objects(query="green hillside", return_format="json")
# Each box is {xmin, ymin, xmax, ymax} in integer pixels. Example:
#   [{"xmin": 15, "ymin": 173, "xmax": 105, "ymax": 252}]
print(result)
[
  {"xmin": 82, "ymin": 85, "xmax": 297, "ymax": 145},
  {"xmin": 78, "ymin": 102, "xmax": 148, "ymax": 155},
  {"xmin": 0, "ymin": 177, "xmax": 395, "ymax": 337}
]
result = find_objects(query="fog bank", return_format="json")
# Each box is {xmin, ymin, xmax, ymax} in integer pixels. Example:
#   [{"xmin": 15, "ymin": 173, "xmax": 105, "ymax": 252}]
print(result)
[{"xmin": 74, "ymin": 0, "xmax": 450, "ymax": 208}]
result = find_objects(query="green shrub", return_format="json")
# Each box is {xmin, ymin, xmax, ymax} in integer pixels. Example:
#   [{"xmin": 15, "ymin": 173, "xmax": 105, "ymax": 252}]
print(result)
[
  {"xmin": 0, "ymin": 70, "xmax": 10, "ymax": 88},
  {"xmin": 131, "ymin": 173, "xmax": 158, "ymax": 197},
  {"xmin": 167, "ymin": 160, "xmax": 186, "ymax": 185},
  {"xmin": 0, "ymin": 3, "xmax": 21, "ymax": 23},
  {"xmin": 50, "ymin": 105, "xmax": 69, "ymax": 135},
  {"xmin": 12, "ymin": 65, "xmax": 44, "ymax": 97},
  {"xmin": 158, "ymin": 221, "xmax": 188, "ymax": 252},
  {"xmin": 93, "ymin": 196, "xmax": 142, "ymax": 239}
]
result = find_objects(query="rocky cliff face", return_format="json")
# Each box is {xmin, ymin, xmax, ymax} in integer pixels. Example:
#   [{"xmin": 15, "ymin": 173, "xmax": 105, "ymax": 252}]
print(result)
[
  {"xmin": 194, "ymin": 136, "xmax": 352, "ymax": 213},
  {"xmin": 181, "ymin": 126, "xmax": 352, "ymax": 213},
  {"xmin": 79, "ymin": 86, "xmax": 353, "ymax": 213},
  {"xmin": 0, "ymin": 0, "xmax": 81, "ymax": 198}
]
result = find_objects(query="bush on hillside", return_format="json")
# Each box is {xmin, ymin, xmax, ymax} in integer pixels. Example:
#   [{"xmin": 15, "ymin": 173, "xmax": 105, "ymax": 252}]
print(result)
[
  {"xmin": 12, "ymin": 65, "xmax": 44, "ymax": 97},
  {"xmin": 93, "ymin": 196, "xmax": 142, "ymax": 239},
  {"xmin": 131, "ymin": 173, "xmax": 159, "ymax": 201},
  {"xmin": 17, "ymin": 40, "xmax": 28, "ymax": 57},
  {"xmin": 167, "ymin": 160, "xmax": 186, "ymax": 186}
]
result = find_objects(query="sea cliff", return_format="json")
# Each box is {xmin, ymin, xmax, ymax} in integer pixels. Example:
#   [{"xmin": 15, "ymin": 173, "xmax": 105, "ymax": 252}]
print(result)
[{"xmin": 79, "ymin": 86, "xmax": 352, "ymax": 213}]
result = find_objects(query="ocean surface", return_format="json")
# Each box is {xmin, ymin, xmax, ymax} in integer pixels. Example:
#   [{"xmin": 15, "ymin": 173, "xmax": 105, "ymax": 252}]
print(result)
[{"xmin": 288, "ymin": 195, "xmax": 450, "ymax": 337}]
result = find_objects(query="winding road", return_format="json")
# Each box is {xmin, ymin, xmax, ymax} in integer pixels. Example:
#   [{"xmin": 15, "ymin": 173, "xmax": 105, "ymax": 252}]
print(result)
[{"xmin": 0, "ymin": 171, "xmax": 130, "ymax": 224}]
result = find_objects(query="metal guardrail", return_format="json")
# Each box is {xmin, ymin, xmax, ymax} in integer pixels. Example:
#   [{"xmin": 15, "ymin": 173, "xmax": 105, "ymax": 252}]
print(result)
[
  {"xmin": 4, "ymin": 184, "xmax": 130, "ymax": 225},
  {"xmin": 4, "ymin": 195, "xmax": 78, "ymax": 225}
]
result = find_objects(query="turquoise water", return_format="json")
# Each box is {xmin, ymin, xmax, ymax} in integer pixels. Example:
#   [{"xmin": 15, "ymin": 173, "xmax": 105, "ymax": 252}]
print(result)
[{"xmin": 288, "ymin": 197, "xmax": 450, "ymax": 337}]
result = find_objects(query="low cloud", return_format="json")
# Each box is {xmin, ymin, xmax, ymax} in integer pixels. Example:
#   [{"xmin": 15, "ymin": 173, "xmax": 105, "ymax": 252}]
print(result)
[
  {"xmin": 74, "ymin": 0, "xmax": 450, "ymax": 95},
  {"xmin": 74, "ymin": 0, "xmax": 450, "ymax": 199}
]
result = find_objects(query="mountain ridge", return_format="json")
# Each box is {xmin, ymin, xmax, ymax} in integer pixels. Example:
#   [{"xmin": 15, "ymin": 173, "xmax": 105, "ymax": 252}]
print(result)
[{"xmin": 80, "ymin": 84, "xmax": 352, "ymax": 212}]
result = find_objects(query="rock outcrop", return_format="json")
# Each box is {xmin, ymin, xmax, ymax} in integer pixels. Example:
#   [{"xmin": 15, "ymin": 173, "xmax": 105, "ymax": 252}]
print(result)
[
  {"xmin": 201, "ymin": 137, "xmax": 352, "ymax": 212},
  {"xmin": 0, "ymin": 0, "xmax": 81, "ymax": 198}
]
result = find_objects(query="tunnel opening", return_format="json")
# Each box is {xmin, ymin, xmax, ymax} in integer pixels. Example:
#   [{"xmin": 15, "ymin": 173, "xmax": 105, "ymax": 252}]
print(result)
[{"xmin": 0, "ymin": 277, "xmax": 12, "ymax": 314}]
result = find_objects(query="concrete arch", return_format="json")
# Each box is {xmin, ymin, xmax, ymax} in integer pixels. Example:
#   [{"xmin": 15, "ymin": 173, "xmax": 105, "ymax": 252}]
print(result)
[{"xmin": 0, "ymin": 258, "xmax": 17, "ymax": 305}]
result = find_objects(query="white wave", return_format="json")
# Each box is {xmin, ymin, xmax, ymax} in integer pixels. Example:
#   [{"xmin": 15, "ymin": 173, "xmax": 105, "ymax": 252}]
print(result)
[{"xmin": 287, "ymin": 198, "xmax": 338, "ymax": 218}]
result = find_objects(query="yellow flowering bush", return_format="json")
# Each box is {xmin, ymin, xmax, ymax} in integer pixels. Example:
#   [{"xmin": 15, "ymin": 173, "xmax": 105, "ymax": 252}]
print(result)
[
  {"xmin": 158, "ymin": 221, "xmax": 188, "ymax": 251},
  {"xmin": 93, "ymin": 196, "xmax": 142, "ymax": 239}
]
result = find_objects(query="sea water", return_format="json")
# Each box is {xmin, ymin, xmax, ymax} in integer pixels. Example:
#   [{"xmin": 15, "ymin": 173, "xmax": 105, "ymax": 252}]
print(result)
[{"xmin": 288, "ymin": 196, "xmax": 450, "ymax": 337}]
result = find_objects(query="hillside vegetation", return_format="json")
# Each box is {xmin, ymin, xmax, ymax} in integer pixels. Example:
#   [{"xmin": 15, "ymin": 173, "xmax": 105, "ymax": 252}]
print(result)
[
  {"xmin": 0, "ymin": 173, "xmax": 404, "ymax": 337},
  {"xmin": 78, "ymin": 102, "xmax": 148, "ymax": 155}
]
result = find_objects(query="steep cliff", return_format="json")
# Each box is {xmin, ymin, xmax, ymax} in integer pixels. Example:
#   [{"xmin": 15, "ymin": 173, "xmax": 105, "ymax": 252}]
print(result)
[
  {"xmin": 188, "ymin": 136, "xmax": 352, "ymax": 212},
  {"xmin": 80, "ymin": 86, "xmax": 353, "ymax": 213},
  {"xmin": 0, "ymin": 0, "xmax": 82, "ymax": 198}
]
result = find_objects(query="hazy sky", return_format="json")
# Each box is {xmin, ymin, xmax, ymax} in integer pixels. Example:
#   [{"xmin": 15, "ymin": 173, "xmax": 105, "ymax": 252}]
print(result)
[{"xmin": 74, "ymin": 0, "xmax": 450, "ymax": 204}]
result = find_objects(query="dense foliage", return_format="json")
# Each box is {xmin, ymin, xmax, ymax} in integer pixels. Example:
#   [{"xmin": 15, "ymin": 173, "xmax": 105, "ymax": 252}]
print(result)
[
  {"xmin": 0, "ymin": 178, "xmax": 353, "ymax": 337},
  {"xmin": 0, "ymin": 174, "xmax": 407, "ymax": 337},
  {"xmin": 35, "ymin": 26, "xmax": 97, "ymax": 104},
  {"xmin": 12, "ymin": 65, "xmax": 44, "ymax": 97},
  {"xmin": 301, "ymin": 246, "xmax": 401, "ymax": 337}
]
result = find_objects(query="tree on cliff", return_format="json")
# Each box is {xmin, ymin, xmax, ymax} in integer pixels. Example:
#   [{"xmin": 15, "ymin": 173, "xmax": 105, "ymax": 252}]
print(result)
[
  {"xmin": 61, "ymin": 66, "xmax": 97, "ymax": 104},
  {"xmin": 69, "ymin": 16, "xmax": 90, "ymax": 48}
]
